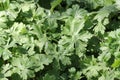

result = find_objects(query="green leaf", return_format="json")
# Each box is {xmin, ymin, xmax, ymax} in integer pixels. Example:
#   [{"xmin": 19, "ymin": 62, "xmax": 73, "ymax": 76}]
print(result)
[
  {"xmin": 94, "ymin": 22, "xmax": 105, "ymax": 34},
  {"xmin": 62, "ymin": 17, "xmax": 85, "ymax": 36},
  {"xmin": 50, "ymin": 0, "xmax": 62, "ymax": 12},
  {"xmin": 0, "ymin": 0, "xmax": 9, "ymax": 11},
  {"xmin": 11, "ymin": 55, "xmax": 35, "ymax": 79},
  {"xmin": 30, "ymin": 54, "xmax": 53, "ymax": 72},
  {"xmin": 112, "ymin": 59, "xmax": 120, "ymax": 68}
]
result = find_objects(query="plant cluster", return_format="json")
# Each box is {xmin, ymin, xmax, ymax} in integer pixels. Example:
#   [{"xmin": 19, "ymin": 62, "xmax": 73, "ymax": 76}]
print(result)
[{"xmin": 0, "ymin": 0, "xmax": 120, "ymax": 80}]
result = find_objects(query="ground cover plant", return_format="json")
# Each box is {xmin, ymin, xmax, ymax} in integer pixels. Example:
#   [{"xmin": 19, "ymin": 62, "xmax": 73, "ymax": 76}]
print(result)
[{"xmin": 0, "ymin": 0, "xmax": 120, "ymax": 80}]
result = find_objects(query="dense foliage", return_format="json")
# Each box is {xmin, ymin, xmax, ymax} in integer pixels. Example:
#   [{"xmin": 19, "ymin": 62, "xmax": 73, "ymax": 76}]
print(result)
[{"xmin": 0, "ymin": 0, "xmax": 120, "ymax": 80}]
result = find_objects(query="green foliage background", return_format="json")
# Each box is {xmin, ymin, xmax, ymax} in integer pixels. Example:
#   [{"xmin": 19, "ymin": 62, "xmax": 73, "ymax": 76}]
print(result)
[{"xmin": 0, "ymin": 0, "xmax": 120, "ymax": 80}]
